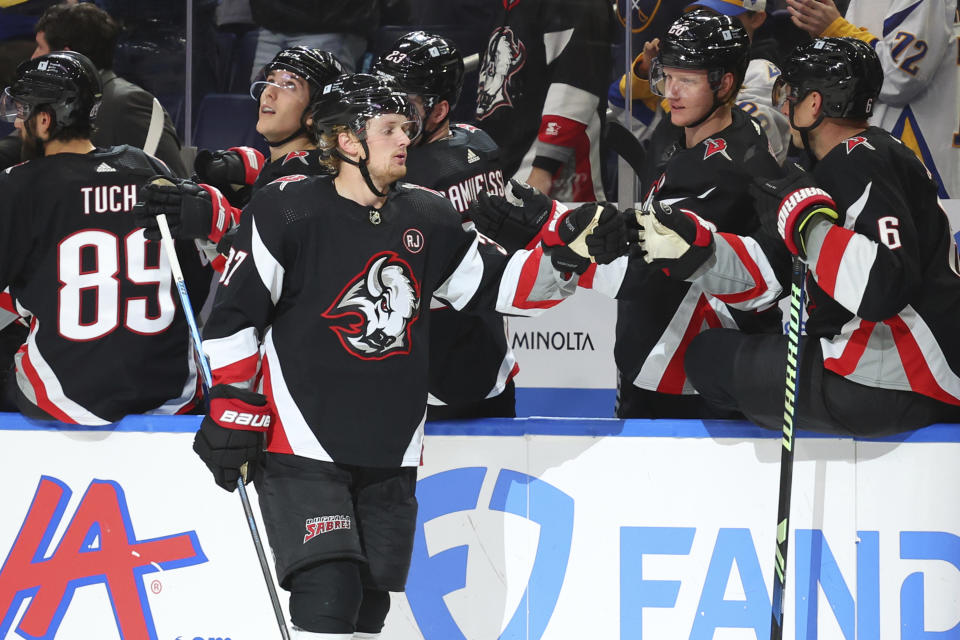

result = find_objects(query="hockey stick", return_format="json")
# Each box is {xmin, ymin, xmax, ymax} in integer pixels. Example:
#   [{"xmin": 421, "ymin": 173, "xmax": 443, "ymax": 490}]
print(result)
[
  {"xmin": 769, "ymin": 255, "xmax": 807, "ymax": 640},
  {"xmin": 604, "ymin": 120, "xmax": 646, "ymax": 177},
  {"xmin": 154, "ymin": 208, "xmax": 291, "ymax": 640}
]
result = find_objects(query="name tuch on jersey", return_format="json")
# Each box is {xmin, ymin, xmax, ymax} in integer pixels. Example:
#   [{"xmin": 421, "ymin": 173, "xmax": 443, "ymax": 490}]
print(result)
[{"xmin": 81, "ymin": 184, "xmax": 138, "ymax": 214}]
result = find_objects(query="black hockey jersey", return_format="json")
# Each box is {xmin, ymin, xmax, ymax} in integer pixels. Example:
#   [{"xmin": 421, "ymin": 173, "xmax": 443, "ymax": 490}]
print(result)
[
  {"xmin": 202, "ymin": 175, "xmax": 575, "ymax": 467},
  {"xmin": 606, "ymin": 108, "xmax": 788, "ymax": 394},
  {"xmin": 475, "ymin": 0, "xmax": 613, "ymax": 201},
  {"xmin": 0, "ymin": 146, "xmax": 209, "ymax": 424},
  {"xmin": 404, "ymin": 123, "xmax": 514, "ymax": 407},
  {"xmin": 689, "ymin": 127, "xmax": 960, "ymax": 404},
  {"xmin": 252, "ymin": 148, "xmax": 332, "ymax": 194}
]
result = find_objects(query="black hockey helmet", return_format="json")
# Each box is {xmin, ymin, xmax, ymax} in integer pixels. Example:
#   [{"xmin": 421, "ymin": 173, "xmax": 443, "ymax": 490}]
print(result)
[
  {"xmin": 312, "ymin": 73, "xmax": 420, "ymax": 141},
  {"xmin": 651, "ymin": 11, "xmax": 750, "ymax": 95},
  {"xmin": 372, "ymin": 31, "xmax": 465, "ymax": 110},
  {"xmin": 778, "ymin": 37, "xmax": 883, "ymax": 120},
  {"xmin": 251, "ymin": 46, "xmax": 346, "ymax": 101},
  {"xmin": 1, "ymin": 51, "xmax": 102, "ymax": 131}
]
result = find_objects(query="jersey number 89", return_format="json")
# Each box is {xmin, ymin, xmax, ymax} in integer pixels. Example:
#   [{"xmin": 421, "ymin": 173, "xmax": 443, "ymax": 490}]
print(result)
[{"xmin": 58, "ymin": 229, "xmax": 175, "ymax": 341}]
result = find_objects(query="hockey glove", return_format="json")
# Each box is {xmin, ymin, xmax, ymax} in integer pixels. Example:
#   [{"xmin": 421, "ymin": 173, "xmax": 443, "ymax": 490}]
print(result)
[
  {"xmin": 631, "ymin": 201, "xmax": 716, "ymax": 280},
  {"xmin": 545, "ymin": 202, "xmax": 627, "ymax": 274},
  {"xmin": 193, "ymin": 385, "xmax": 274, "ymax": 492},
  {"xmin": 135, "ymin": 176, "xmax": 239, "ymax": 245},
  {"xmin": 749, "ymin": 167, "xmax": 839, "ymax": 260},
  {"xmin": 194, "ymin": 146, "xmax": 264, "ymax": 192},
  {"xmin": 468, "ymin": 179, "xmax": 554, "ymax": 252}
]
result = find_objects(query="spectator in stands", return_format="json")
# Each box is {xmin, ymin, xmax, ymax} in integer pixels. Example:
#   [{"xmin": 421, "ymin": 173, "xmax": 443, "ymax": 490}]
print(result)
[
  {"xmin": 785, "ymin": 0, "xmax": 958, "ymax": 198},
  {"xmin": 248, "ymin": 0, "xmax": 410, "ymax": 77},
  {"xmin": 475, "ymin": 0, "xmax": 615, "ymax": 201},
  {"xmin": 32, "ymin": 2, "xmax": 188, "ymax": 176},
  {"xmin": 373, "ymin": 31, "xmax": 517, "ymax": 420}
]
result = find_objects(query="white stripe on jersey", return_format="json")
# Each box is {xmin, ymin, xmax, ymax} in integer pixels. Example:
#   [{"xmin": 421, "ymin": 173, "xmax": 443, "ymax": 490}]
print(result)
[
  {"xmin": 820, "ymin": 233, "xmax": 878, "ymax": 315},
  {"xmin": 150, "ymin": 331, "xmax": 199, "ymax": 414},
  {"xmin": 22, "ymin": 320, "xmax": 110, "ymax": 425},
  {"xmin": 705, "ymin": 234, "xmax": 784, "ymax": 310},
  {"xmin": 843, "ymin": 182, "xmax": 871, "ymax": 230},
  {"xmin": 486, "ymin": 347, "xmax": 517, "ymax": 399},
  {"xmin": 495, "ymin": 249, "xmax": 577, "ymax": 315},
  {"xmin": 252, "ymin": 217, "xmax": 285, "ymax": 305},
  {"xmin": 400, "ymin": 409, "xmax": 425, "ymax": 467},
  {"xmin": 543, "ymin": 28, "xmax": 574, "ymax": 65},
  {"xmin": 434, "ymin": 234, "xmax": 484, "ymax": 310},
  {"xmin": 897, "ymin": 304, "xmax": 960, "ymax": 400},
  {"xmin": 591, "ymin": 256, "xmax": 629, "ymax": 298},
  {"xmin": 633, "ymin": 285, "xmax": 737, "ymax": 393},
  {"xmin": 263, "ymin": 329, "xmax": 334, "ymax": 461},
  {"xmin": 204, "ymin": 327, "xmax": 259, "ymax": 372},
  {"xmin": 144, "ymin": 97, "xmax": 164, "ymax": 156}
]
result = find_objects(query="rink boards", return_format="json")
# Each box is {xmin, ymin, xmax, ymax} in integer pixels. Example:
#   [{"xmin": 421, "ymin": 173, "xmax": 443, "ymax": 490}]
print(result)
[{"xmin": 1, "ymin": 414, "xmax": 958, "ymax": 640}]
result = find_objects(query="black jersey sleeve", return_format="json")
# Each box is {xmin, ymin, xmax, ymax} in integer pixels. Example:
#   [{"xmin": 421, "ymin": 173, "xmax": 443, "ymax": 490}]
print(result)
[{"xmin": 0, "ymin": 166, "xmax": 34, "ymax": 292}]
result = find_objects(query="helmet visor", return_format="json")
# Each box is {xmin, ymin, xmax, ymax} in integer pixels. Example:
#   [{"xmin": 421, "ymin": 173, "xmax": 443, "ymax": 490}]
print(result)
[
  {"xmin": 364, "ymin": 109, "xmax": 422, "ymax": 143},
  {"xmin": 250, "ymin": 71, "xmax": 306, "ymax": 101},
  {"xmin": 0, "ymin": 88, "xmax": 31, "ymax": 123}
]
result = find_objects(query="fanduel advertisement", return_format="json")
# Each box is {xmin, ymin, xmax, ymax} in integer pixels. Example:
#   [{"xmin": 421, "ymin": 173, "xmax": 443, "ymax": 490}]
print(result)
[{"xmin": 2, "ymin": 418, "xmax": 959, "ymax": 639}]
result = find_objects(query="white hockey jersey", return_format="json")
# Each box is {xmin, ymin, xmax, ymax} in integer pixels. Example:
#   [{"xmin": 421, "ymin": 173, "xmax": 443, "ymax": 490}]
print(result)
[{"xmin": 827, "ymin": 0, "xmax": 959, "ymax": 198}]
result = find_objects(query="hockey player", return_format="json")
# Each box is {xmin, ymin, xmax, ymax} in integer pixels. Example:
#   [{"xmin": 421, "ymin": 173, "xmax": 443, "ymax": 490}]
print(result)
[
  {"xmin": 134, "ymin": 47, "xmax": 345, "ymax": 266},
  {"xmin": 784, "ymin": 0, "xmax": 958, "ymax": 198},
  {"xmin": 373, "ymin": 30, "xmax": 516, "ymax": 419},
  {"xmin": 615, "ymin": 0, "xmax": 792, "ymax": 165},
  {"xmin": 475, "ymin": 0, "xmax": 614, "ymax": 200},
  {"xmin": 638, "ymin": 38, "xmax": 960, "ymax": 434},
  {"xmin": 191, "ymin": 74, "xmax": 619, "ymax": 638},
  {"xmin": 0, "ymin": 51, "xmax": 208, "ymax": 423}
]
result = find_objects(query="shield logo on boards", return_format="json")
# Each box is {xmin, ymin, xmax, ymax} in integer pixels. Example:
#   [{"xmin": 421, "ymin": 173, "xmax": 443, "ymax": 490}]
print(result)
[{"xmin": 406, "ymin": 467, "xmax": 574, "ymax": 640}]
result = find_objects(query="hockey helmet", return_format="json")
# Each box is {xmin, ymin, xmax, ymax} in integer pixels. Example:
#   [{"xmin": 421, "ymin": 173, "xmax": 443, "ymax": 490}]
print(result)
[
  {"xmin": 1, "ymin": 51, "xmax": 102, "ymax": 130},
  {"xmin": 651, "ymin": 11, "xmax": 750, "ymax": 96},
  {"xmin": 250, "ymin": 46, "xmax": 346, "ymax": 101},
  {"xmin": 372, "ymin": 31, "xmax": 465, "ymax": 110},
  {"xmin": 777, "ymin": 37, "xmax": 883, "ymax": 120},
  {"xmin": 312, "ymin": 73, "xmax": 421, "ymax": 141}
]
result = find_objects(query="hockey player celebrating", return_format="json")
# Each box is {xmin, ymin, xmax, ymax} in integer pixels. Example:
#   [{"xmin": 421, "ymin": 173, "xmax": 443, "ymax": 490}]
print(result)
[
  {"xmin": 637, "ymin": 38, "xmax": 960, "ymax": 434},
  {"xmin": 373, "ymin": 31, "xmax": 517, "ymax": 419},
  {"xmin": 192, "ymin": 74, "xmax": 620, "ymax": 638},
  {"xmin": 134, "ymin": 47, "xmax": 345, "ymax": 267},
  {"xmin": 0, "ymin": 52, "xmax": 208, "ymax": 423}
]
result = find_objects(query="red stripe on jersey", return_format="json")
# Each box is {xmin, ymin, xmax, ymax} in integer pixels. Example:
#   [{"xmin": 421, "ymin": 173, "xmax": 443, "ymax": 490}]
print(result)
[
  {"xmin": 576, "ymin": 263, "xmax": 598, "ymax": 288},
  {"xmin": 657, "ymin": 294, "xmax": 722, "ymax": 394},
  {"xmin": 18, "ymin": 345, "xmax": 75, "ymax": 423},
  {"xmin": 507, "ymin": 362, "xmax": 520, "ymax": 382},
  {"xmin": 511, "ymin": 247, "xmax": 564, "ymax": 309},
  {"xmin": 0, "ymin": 291, "xmax": 14, "ymax": 314},
  {"xmin": 712, "ymin": 233, "xmax": 768, "ymax": 304},
  {"xmin": 260, "ymin": 357, "xmax": 294, "ymax": 454},
  {"xmin": 823, "ymin": 319, "xmax": 876, "ymax": 376},
  {"xmin": 886, "ymin": 316, "xmax": 960, "ymax": 405},
  {"xmin": 212, "ymin": 352, "xmax": 259, "ymax": 386},
  {"xmin": 537, "ymin": 115, "xmax": 596, "ymax": 202},
  {"xmin": 814, "ymin": 226, "xmax": 855, "ymax": 297}
]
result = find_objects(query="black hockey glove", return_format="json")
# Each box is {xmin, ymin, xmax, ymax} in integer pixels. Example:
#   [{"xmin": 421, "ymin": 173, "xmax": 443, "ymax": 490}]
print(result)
[
  {"xmin": 544, "ymin": 202, "xmax": 627, "ymax": 275},
  {"xmin": 468, "ymin": 179, "xmax": 554, "ymax": 252},
  {"xmin": 629, "ymin": 200, "xmax": 716, "ymax": 280},
  {"xmin": 193, "ymin": 146, "xmax": 265, "ymax": 207},
  {"xmin": 192, "ymin": 384, "xmax": 273, "ymax": 492},
  {"xmin": 134, "ymin": 176, "xmax": 239, "ymax": 244},
  {"xmin": 749, "ymin": 165, "xmax": 839, "ymax": 260}
]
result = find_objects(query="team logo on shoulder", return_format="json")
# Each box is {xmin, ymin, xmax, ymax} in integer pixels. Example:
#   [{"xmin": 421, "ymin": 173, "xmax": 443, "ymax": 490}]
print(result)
[
  {"xmin": 282, "ymin": 150, "xmax": 310, "ymax": 165},
  {"xmin": 403, "ymin": 228, "xmax": 425, "ymax": 254},
  {"xmin": 703, "ymin": 138, "xmax": 731, "ymax": 161},
  {"xmin": 845, "ymin": 136, "xmax": 875, "ymax": 154},
  {"xmin": 270, "ymin": 174, "xmax": 308, "ymax": 190},
  {"xmin": 455, "ymin": 123, "xmax": 479, "ymax": 133},
  {"xmin": 476, "ymin": 27, "xmax": 525, "ymax": 120},
  {"xmin": 323, "ymin": 252, "xmax": 421, "ymax": 360}
]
